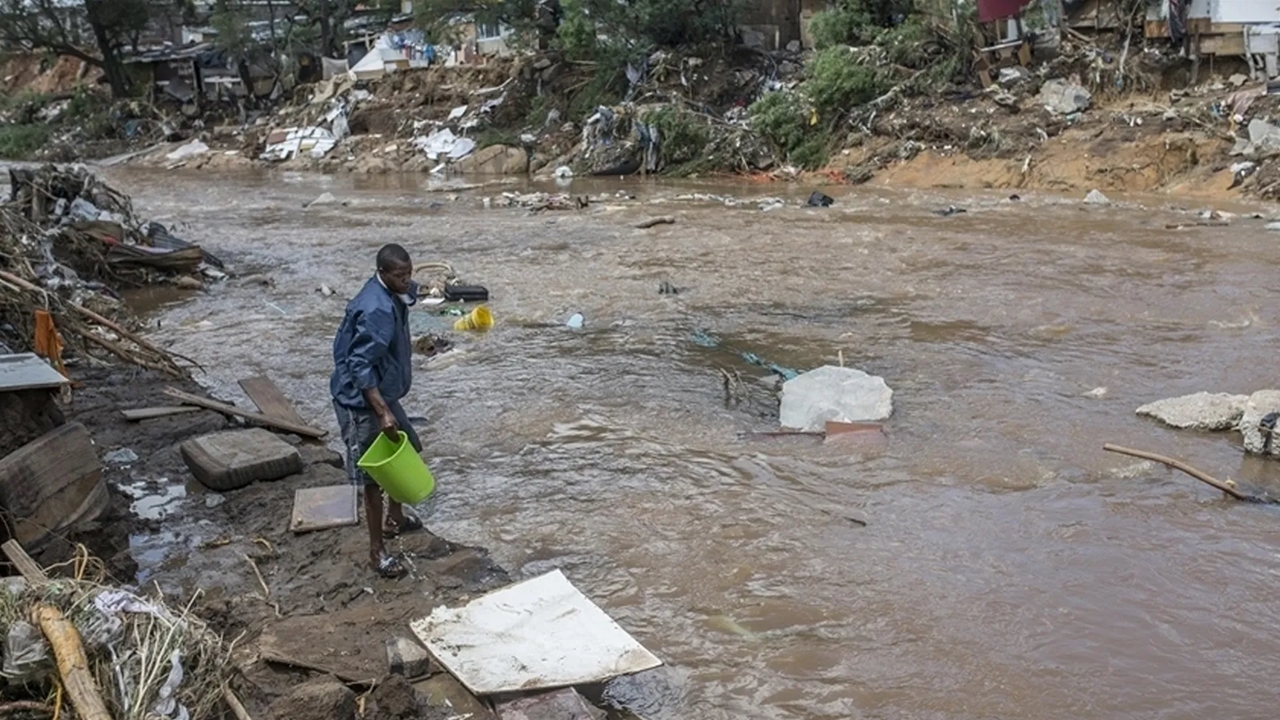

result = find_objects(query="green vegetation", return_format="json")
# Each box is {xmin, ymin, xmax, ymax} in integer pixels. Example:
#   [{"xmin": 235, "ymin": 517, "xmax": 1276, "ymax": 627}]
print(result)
[
  {"xmin": 641, "ymin": 106, "xmax": 714, "ymax": 175},
  {"xmin": 0, "ymin": 124, "xmax": 49, "ymax": 161},
  {"xmin": 806, "ymin": 47, "xmax": 888, "ymax": 120}
]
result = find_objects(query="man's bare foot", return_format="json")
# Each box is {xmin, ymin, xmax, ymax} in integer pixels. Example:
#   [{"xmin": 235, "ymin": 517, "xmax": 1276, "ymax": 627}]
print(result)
[{"xmin": 372, "ymin": 551, "xmax": 408, "ymax": 579}]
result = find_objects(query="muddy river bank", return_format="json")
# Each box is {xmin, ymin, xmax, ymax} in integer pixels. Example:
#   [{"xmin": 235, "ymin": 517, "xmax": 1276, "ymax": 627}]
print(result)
[{"xmin": 80, "ymin": 168, "xmax": 1280, "ymax": 718}]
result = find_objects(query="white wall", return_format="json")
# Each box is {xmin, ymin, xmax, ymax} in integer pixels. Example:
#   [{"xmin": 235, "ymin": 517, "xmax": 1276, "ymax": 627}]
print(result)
[{"xmin": 1213, "ymin": 0, "xmax": 1280, "ymax": 24}]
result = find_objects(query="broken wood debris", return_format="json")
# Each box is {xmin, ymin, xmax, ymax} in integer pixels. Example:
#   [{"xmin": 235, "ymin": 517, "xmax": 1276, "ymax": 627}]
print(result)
[
  {"xmin": 121, "ymin": 405, "xmax": 203, "ymax": 421},
  {"xmin": 238, "ymin": 375, "xmax": 307, "ymax": 426},
  {"xmin": 635, "ymin": 215, "xmax": 676, "ymax": 229},
  {"xmin": 0, "ymin": 269, "xmax": 194, "ymax": 377},
  {"xmin": 164, "ymin": 387, "xmax": 327, "ymax": 438}
]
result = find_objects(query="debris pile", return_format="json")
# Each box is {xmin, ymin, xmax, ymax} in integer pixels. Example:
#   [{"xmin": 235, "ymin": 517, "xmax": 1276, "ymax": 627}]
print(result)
[
  {"xmin": 0, "ymin": 165, "xmax": 212, "ymax": 375},
  {"xmin": 0, "ymin": 544, "xmax": 231, "ymax": 720}
]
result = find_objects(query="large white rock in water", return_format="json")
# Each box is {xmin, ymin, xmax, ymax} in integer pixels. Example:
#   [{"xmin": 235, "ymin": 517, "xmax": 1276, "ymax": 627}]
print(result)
[
  {"xmin": 1135, "ymin": 392, "xmax": 1248, "ymax": 431},
  {"xmin": 780, "ymin": 366, "xmax": 893, "ymax": 432},
  {"xmin": 1241, "ymin": 390, "xmax": 1280, "ymax": 456}
]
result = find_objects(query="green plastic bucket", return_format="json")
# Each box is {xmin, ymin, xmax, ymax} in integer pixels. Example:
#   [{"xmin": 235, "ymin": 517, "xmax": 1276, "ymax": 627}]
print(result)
[{"xmin": 356, "ymin": 431, "xmax": 435, "ymax": 505}]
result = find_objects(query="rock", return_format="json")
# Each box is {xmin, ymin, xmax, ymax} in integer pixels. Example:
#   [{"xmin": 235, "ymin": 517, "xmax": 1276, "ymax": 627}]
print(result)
[
  {"xmin": 780, "ymin": 366, "xmax": 893, "ymax": 432},
  {"xmin": 1241, "ymin": 390, "xmax": 1280, "ymax": 456},
  {"xmin": 1230, "ymin": 73, "xmax": 1249, "ymax": 87},
  {"xmin": 386, "ymin": 636, "xmax": 431, "ymax": 678},
  {"xmin": 785, "ymin": 40, "xmax": 801, "ymax": 53},
  {"xmin": 165, "ymin": 140, "xmax": 209, "ymax": 161},
  {"xmin": 456, "ymin": 145, "xmax": 529, "ymax": 175},
  {"xmin": 497, "ymin": 689, "xmax": 604, "ymax": 720},
  {"xmin": 1266, "ymin": 222, "xmax": 1280, "ymax": 232},
  {"xmin": 175, "ymin": 275, "xmax": 203, "ymax": 290},
  {"xmin": 305, "ymin": 192, "xmax": 341, "ymax": 208},
  {"xmin": 204, "ymin": 493, "xmax": 226, "ymax": 509},
  {"xmin": 1084, "ymin": 189, "xmax": 1111, "ymax": 205},
  {"xmin": 268, "ymin": 677, "xmax": 357, "ymax": 720},
  {"xmin": 1247, "ymin": 119, "xmax": 1280, "ymax": 158},
  {"xmin": 1135, "ymin": 392, "xmax": 1248, "ymax": 430},
  {"xmin": 1084, "ymin": 387, "xmax": 1108, "ymax": 399},
  {"xmin": 1038, "ymin": 79, "xmax": 1092, "ymax": 116},
  {"xmin": 532, "ymin": 57, "xmax": 552, "ymax": 71},
  {"xmin": 369, "ymin": 674, "xmax": 420, "ymax": 720}
]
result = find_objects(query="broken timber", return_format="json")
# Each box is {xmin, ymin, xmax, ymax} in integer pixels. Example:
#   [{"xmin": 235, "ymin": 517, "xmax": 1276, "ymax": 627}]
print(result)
[
  {"xmin": 121, "ymin": 405, "xmax": 202, "ymax": 421},
  {"xmin": 238, "ymin": 376, "xmax": 307, "ymax": 426},
  {"xmin": 164, "ymin": 387, "xmax": 327, "ymax": 438}
]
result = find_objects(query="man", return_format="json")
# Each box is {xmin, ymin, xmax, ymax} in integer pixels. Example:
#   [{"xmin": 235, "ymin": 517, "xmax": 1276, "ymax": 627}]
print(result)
[{"xmin": 331, "ymin": 243, "xmax": 425, "ymax": 578}]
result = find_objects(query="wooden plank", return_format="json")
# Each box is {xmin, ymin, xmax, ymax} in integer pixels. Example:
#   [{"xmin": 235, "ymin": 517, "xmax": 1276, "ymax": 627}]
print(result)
[
  {"xmin": 121, "ymin": 405, "xmax": 202, "ymax": 421},
  {"xmin": 238, "ymin": 376, "xmax": 307, "ymax": 426},
  {"xmin": 2, "ymin": 540, "xmax": 49, "ymax": 582},
  {"xmin": 163, "ymin": 387, "xmax": 327, "ymax": 439},
  {"xmin": 290, "ymin": 485, "xmax": 358, "ymax": 533},
  {"xmin": 1202, "ymin": 34, "xmax": 1247, "ymax": 56},
  {"xmin": 0, "ymin": 423, "xmax": 106, "ymax": 549}
]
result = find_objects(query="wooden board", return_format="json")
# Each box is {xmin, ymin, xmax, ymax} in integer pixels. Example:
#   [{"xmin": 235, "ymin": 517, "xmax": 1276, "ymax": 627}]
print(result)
[
  {"xmin": 164, "ymin": 387, "xmax": 327, "ymax": 439},
  {"xmin": 2, "ymin": 540, "xmax": 49, "ymax": 582},
  {"xmin": 290, "ymin": 485, "xmax": 358, "ymax": 533},
  {"xmin": 0, "ymin": 423, "xmax": 106, "ymax": 549},
  {"xmin": 239, "ymin": 376, "xmax": 307, "ymax": 426},
  {"xmin": 121, "ymin": 405, "xmax": 202, "ymax": 421},
  {"xmin": 257, "ymin": 608, "xmax": 395, "ymax": 684}
]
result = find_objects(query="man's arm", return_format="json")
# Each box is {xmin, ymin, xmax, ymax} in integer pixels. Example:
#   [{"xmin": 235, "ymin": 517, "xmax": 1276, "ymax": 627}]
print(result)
[{"xmin": 347, "ymin": 308, "xmax": 399, "ymax": 436}]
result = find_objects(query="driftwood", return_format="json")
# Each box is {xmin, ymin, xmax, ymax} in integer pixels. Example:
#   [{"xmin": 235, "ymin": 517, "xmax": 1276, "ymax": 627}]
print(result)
[
  {"xmin": 164, "ymin": 387, "xmax": 327, "ymax": 438},
  {"xmin": 2, "ymin": 539, "xmax": 49, "ymax": 582},
  {"xmin": 121, "ymin": 405, "xmax": 202, "ymax": 421},
  {"xmin": 635, "ymin": 216, "xmax": 676, "ymax": 229},
  {"xmin": 33, "ymin": 605, "xmax": 113, "ymax": 720},
  {"xmin": 0, "ymin": 268, "xmax": 194, "ymax": 377},
  {"xmin": 1103, "ymin": 443, "xmax": 1261, "ymax": 502},
  {"xmin": 222, "ymin": 686, "xmax": 254, "ymax": 720}
]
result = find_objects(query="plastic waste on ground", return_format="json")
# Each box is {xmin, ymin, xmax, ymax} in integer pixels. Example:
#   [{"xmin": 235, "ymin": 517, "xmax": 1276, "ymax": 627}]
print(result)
[{"xmin": 566, "ymin": 313, "xmax": 584, "ymax": 329}]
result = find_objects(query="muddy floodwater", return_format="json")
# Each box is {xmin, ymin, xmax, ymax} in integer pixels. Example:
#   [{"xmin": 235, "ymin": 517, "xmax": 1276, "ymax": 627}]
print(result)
[{"xmin": 109, "ymin": 168, "xmax": 1280, "ymax": 719}]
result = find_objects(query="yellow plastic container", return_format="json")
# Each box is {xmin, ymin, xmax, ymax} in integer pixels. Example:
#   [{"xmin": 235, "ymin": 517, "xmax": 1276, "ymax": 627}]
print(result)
[
  {"xmin": 453, "ymin": 305, "xmax": 494, "ymax": 331},
  {"xmin": 356, "ymin": 431, "xmax": 435, "ymax": 505}
]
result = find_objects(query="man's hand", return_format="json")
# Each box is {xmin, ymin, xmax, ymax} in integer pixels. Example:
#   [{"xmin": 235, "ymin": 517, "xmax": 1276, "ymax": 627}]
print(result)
[
  {"xmin": 363, "ymin": 386, "xmax": 399, "ymax": 440},
  {"xmin": 377, "ymin": 408, "xmax": 400, "ymax": 439}
]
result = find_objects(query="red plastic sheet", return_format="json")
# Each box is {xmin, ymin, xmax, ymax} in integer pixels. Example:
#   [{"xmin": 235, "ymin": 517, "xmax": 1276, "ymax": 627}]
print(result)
[{"xmin": 977, "ymin": 0, "xmax": 1031, "ymax": 22}]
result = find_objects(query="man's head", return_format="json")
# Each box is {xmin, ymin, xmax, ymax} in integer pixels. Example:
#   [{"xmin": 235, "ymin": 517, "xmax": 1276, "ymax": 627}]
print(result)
[{"xmin": 376, "ymin": 243, "xmax": 413, "ymax": 295}]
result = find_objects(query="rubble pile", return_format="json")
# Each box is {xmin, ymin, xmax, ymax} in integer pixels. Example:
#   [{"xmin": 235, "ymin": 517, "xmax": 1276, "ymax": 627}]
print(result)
[{"xmin": 0, "ymin": 166, "xmax": 214, "ymax": 375}]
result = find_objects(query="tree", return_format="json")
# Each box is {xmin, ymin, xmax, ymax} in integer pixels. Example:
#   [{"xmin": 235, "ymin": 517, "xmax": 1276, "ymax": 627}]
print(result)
[
  {"xmin": 415, "ymin": 0, "xmax": 737, "ymax": 55},
  {"xmin": 0, "ymin": 0, "xmax": 155, "ymax": 98}
]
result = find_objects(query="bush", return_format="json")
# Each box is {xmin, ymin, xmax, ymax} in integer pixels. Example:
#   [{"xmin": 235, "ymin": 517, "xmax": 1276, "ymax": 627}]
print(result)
[
  {"xmin": 805, "ymin": 47, "xmax": 888, "ymax": 120},
  {"xmin": 555, "ymin": 0, "xmax": 599, "ymax": 60},
  {"xmin": 807, "ymin": 6, "xmax": 871, "ymax": 49},
  {"xmin": 0, "ymin": 124, "xmax": 50, "ymax": 161},
  {"xmin": 749, "ymin": 91, "xmax": 808, "ymax": 155},
  {"xmin": 643, "ymin": 107, "xmax": 710, "ymax": 168}
]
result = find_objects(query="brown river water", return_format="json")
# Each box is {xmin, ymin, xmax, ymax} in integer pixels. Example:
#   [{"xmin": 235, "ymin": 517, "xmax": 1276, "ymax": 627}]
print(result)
[{"xmin": 104, "ymin": 168, "xmax": 1280, "ymax": 719}]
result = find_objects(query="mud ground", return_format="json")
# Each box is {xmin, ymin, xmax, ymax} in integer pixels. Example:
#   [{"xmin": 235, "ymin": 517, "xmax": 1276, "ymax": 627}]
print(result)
[{"xmin": 46, "ymin": 364, "xmax": 510, "ymax": 719}]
